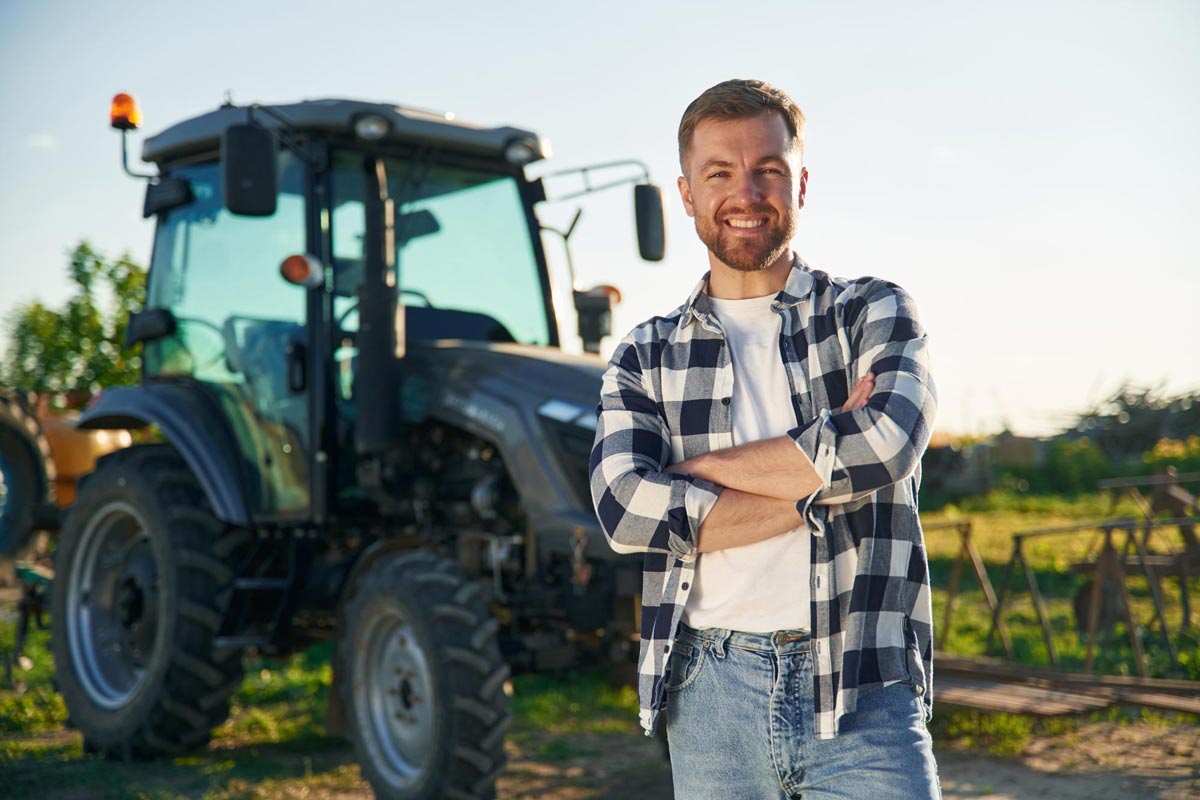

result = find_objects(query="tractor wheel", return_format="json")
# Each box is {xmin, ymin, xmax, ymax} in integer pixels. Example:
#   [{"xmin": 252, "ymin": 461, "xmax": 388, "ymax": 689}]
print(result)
[
  {"xmin": 51, "ymin": 444, "xmax": 247, "ymax": 758},
  {"xmin": 0, "ymin": 408, "xmax": 41, "ymax": 557},
  {"xmin": 337, "ymin": 550, "xmax": 511, "ymax": 800}
]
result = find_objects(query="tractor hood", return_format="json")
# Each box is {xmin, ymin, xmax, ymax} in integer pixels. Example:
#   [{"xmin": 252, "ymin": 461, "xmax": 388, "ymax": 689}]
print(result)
[
  {"xmin": 402, "ymin": 340, "xmax": 608, "ymax": 526},
  {"xmin": 408, "ymin": 340, "xmax": 606, "ymax": 423}
]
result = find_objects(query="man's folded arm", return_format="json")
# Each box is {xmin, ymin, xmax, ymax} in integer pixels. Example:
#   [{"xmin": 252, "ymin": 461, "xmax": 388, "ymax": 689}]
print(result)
[
  {"xmin": 589, "ymin": 337, "xmax": 723, "ymax": 559},
  {"xmin": 791, "ymin": 280, "xmax": 937, "ymax": 508}
]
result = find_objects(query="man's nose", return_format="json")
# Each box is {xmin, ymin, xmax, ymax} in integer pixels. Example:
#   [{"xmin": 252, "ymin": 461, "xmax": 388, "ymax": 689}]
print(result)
[{"xmin": 731, "ymin": 173, "xmax": 765, "ymax": 204}]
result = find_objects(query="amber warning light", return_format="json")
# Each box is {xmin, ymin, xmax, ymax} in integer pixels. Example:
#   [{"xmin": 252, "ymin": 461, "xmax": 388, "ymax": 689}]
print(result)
[
  {"xmin": 110, "ymin": 93, "xmax": 142, "ymax": 131},
  {"xmin": 280, "ymin": 254, "xmax": 325, "ymax": 289}
]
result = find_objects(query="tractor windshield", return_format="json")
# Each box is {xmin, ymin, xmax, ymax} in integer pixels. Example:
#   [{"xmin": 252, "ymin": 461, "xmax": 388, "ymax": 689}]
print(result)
[{"xmin": 328, "ymin": 152, "xmax": 553, "ymax": 349}]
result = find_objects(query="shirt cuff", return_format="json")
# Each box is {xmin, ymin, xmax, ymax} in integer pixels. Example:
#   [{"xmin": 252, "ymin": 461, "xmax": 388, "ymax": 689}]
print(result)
[
  {"xmin": 671, "ymin": 474, "xmax": 723, "ymax": 562},
  {"xmin": 787, "ymin": 410, "xmax": 837, "ymax": 534}
]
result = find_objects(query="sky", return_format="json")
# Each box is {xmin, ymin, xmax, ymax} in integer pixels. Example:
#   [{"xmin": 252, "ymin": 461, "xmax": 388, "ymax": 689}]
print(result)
[{"xmin": 1, "ymin": 0, "xmax": 1197, "ymax": 436}]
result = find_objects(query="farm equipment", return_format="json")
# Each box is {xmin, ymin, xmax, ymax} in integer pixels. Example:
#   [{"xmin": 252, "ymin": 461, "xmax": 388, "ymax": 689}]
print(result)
[
  {"xmin": 51, "ymin": 93, "xmax": 664, "ymax": 799},
  {"xmin": 0, "ymin": 390, "xmax": 131, "ymax": 558}
]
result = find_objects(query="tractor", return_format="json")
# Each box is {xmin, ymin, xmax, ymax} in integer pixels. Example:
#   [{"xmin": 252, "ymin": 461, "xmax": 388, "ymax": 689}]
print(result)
[{"xmin": 51, "ymin": 93, "xmax": 664, "ymax": 799}]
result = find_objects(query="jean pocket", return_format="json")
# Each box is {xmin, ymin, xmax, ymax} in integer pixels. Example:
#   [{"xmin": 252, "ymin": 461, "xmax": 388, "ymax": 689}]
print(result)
[{"xmin": 664, "ymin": 638, "xmax": 704, "ymax": 694}]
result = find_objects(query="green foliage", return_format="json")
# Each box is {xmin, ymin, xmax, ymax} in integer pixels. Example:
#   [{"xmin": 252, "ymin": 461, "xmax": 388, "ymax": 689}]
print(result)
[
  {"xmin": 1144, "ymin": 436, "xmax": 1200, "ymax": 475},
  {"xmin": 1006, "ymin": 437, "xmax": 1120, "ymax": 496},
  {"xmin": 2, "ymin": 241, "xmax": 145, "ymax": 402}
]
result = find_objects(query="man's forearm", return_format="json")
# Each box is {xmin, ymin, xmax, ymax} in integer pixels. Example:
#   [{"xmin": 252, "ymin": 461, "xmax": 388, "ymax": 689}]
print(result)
[
  {"xmin": 675, "ymin": 435, "xmax": 822, "ymax": 503},
  {"xmin": 696, "ymin": 486, "xmax": 804, "ymax": 553}
]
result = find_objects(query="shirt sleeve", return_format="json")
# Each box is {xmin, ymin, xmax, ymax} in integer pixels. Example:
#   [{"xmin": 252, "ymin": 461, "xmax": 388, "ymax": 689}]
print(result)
[
  {"xmin": 589, "ymin": 335, "xmax": 723, "ymax": 559},
  {"xmin": 787, "ymin": 280, "xmax": 937, "ymax": 516}
]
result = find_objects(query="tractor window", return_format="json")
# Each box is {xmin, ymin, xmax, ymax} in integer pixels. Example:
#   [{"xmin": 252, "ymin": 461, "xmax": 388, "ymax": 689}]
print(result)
[
  {"xmin": 143, "ymin": 154, "xmax": 311, "ymax": 518},
  {"xmin": 144, "ymin": 156, "xmax": 307, "ymax": 382},
  {"xmin": 330, "ymin": 153, "xmax": 551, "ymax": 351}
]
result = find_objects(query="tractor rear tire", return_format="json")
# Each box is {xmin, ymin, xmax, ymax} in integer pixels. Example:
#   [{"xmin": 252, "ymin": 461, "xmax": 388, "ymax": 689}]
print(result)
[
  {"xmin": 51, "ymin": 444, "xmax": 246, "ymax": 758},
  {"xmin": 337, "ymin": 550, "xmax": 511, "ymax": 800},
  {"xmin": 0, "ymin": 404, "xmax": 42, "ymax": 557}
]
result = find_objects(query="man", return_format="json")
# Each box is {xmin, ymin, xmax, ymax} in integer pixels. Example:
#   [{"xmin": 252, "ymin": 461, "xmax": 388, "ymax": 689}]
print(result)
[{"xmin": 588, "ymin": 79, "xmax": 941, "ymax": 798}]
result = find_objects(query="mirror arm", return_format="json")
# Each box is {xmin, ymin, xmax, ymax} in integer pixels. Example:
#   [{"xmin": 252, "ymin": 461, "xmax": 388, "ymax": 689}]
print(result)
[
  {"xmin": 540, "ymin": 159, "xmax": 653, "ymax": 203},
  {"xmin": 540, "ymin": 208, "xmax": 583, "ymax": 289}
]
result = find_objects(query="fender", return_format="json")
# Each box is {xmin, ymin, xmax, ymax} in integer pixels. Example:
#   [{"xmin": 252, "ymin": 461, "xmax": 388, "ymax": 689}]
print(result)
[{"xmin": 78, "ymin": 382, "xmax": 251, "ymax": 527}]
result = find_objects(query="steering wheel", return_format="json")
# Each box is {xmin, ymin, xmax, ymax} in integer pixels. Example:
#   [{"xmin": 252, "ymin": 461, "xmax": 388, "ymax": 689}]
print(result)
[
  {"xmin": 171, "ymin": 316, "xmax": 228, "ymax": 373},
  {"xmin": 335, "ymin": 288, "xmax": 434, "ymax": 330}
]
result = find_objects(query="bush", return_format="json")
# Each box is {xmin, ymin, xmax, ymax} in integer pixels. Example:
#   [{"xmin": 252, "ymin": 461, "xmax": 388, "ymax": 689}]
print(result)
[{"xmin": 1143, "ymin": 436, "xmax": 1200, "ymax": 475}]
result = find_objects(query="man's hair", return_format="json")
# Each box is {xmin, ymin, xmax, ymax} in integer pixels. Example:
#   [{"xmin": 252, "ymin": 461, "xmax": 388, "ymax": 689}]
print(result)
[{"xmin": 677, "ymin": 79, "xmax": 805, "ymax": 173}]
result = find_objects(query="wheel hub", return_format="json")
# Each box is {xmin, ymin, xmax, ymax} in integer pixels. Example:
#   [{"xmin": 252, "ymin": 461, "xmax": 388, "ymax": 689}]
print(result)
[{"xmin": 357, "ymin": 609, "xmax": 436, "ymax": 786}]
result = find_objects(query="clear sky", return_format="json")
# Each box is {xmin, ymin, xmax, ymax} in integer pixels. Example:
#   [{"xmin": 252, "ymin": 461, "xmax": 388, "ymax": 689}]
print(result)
[{"xmin": 2, "ymin": 0, "xmax": 1197, "ymax": 435}]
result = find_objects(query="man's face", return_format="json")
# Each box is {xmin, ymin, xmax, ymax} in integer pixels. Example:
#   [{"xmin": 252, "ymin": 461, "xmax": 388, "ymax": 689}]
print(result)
[{"xmin": 678, "ymin": 111, "xmax": 807, "ymax": 273}]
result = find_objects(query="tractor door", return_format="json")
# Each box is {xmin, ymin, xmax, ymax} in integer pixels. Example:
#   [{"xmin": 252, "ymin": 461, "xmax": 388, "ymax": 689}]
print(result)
[
  {"xmin": 141, "ymin": 153, "xmax": 313, "ymax": 519},
  {"xmin": 326, "ymin": 150, "xmax": 557, "ymax": 510}
]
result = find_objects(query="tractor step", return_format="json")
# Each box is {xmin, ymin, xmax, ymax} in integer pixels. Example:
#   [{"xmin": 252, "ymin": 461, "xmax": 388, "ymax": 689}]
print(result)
[{"xmin": 233, "ymin": 577, "xmax": 291, "ymax": 591}]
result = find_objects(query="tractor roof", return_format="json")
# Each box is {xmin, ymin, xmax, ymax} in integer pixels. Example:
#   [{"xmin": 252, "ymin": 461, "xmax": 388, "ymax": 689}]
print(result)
[{"xmin": 141, "ymin": 98, "xmax": 550, "ymax": 166}]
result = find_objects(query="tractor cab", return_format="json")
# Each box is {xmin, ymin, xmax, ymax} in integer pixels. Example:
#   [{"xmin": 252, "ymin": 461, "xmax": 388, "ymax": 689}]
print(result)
[{"xmin": 109, "ymin": 95, "xmax": 662, "ymax": 526}]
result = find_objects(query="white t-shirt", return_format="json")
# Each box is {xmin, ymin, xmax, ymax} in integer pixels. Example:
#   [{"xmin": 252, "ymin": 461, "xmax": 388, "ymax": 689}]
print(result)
[{"xmin": 682, "ymin": 292, "xmax": 812, "ymax": 632}]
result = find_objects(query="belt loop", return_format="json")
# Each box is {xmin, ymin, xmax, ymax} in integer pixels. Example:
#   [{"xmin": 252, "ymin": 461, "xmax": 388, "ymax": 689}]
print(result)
[{"xmin": 712, "ymin": 629, "xmax": 730, "ymax": 658}]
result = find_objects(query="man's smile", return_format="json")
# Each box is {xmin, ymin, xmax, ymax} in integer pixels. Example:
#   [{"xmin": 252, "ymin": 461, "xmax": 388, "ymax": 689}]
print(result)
[{"xmin": 724, "ymin": 217, "xmax": 769, "ymax": 230}]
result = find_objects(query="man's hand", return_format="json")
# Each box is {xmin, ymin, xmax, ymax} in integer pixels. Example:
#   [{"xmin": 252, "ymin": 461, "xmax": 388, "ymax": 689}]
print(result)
[{"xmin": 842, "ymin": 373, "xmax": 875, "ymax": 413}]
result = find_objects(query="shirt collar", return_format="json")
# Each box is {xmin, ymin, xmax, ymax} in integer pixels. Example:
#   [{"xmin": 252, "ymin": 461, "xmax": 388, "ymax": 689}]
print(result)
[{"xmin": 682, "ymin": 252, "xmax": 815, "ymax": 327}]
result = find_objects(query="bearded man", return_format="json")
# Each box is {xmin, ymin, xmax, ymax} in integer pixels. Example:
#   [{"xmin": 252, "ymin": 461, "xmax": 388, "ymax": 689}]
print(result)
[{"xmin": 589, "ymin": 79, "xmax": 942, "ymax": 799}]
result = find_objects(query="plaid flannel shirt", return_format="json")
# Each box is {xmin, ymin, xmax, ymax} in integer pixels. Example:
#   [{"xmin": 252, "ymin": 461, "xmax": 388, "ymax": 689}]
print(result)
[{"xmin": 589, "ymin": 254, "xmax": 937, "ymax": 739}]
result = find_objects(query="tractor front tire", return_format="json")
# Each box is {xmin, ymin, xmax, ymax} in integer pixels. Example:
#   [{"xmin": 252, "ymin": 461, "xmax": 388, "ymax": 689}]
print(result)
[
  {"xmin": 337, "ymin": 550, "xmax": 511, "ymax": 800},
  {"xmin": 51, "ymin": 445, "xmax": 246, "ymax": 758}
]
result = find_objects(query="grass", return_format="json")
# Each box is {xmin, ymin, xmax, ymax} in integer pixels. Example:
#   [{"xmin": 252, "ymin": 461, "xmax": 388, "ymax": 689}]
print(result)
[
  {"xmin": 1, "ymin": 490, "xmax": 1197, "ymax": 794},
  {"xmin": 0, "ymin": 604, "xmax": 643, "ymax": 797}
]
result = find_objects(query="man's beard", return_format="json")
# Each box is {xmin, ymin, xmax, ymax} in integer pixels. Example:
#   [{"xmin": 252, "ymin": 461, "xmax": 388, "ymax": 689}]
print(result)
[{"xmin": 695, "ymin": 206, "xmax": 796, "ymax": 272}]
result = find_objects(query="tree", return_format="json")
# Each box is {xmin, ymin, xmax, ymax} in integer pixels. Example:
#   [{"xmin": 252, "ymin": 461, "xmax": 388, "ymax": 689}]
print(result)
[{"xmin": 2, "ymin": 241, "xmax": 146, "ymax": 403}]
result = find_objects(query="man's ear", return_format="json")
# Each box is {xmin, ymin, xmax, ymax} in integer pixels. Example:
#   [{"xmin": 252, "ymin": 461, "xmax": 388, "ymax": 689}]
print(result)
[
  {"xmin": 677, "ymin": 175, "xmax": 696, "ymax": 218},
  {"xmin": 798, "ymin": 167, "xmax": 809, "ymax": 210}
]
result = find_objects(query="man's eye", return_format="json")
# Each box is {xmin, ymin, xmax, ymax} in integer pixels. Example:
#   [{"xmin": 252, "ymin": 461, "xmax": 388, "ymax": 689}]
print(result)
[{"xmin": 707, "ymin": 172, "xmax": 728, "ymax": 179}]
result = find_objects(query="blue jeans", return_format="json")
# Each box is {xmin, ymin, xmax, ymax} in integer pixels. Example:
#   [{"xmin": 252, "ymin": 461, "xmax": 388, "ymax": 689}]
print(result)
[{"xmin": 665, "ymin": 624, "xmax": 941, "ymax": 799}]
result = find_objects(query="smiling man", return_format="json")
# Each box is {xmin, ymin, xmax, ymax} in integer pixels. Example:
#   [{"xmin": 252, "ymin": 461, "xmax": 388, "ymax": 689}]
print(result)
[{"xmin": 589, "ymin": 79, "xmax": 941, "ymax": 798}]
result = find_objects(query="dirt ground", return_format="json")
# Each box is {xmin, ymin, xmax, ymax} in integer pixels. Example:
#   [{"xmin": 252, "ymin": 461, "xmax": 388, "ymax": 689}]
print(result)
[
  {"xmin": 498, "ymin": 718, "xmax": 1200, "ymax": 800},
  {"xmin": 5, "ymin": 714, "xmax": 1197, "ymax": 799}
]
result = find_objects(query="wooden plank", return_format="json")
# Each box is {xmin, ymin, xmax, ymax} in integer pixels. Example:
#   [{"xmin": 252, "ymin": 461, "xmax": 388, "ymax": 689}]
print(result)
[
  {"xmin": 1110, "ymin": 690, "xmax": 1200, "ymax": 716},
  {"xmin": 934, "ymin": 652, "xmax": 1200, "ymax": 695},
  {"xmin": 934, "ymin": 675, "xmax": 1112, "ymax": 715}
]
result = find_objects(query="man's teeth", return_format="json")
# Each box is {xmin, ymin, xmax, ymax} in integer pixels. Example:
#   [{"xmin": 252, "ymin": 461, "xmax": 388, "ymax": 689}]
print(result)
[{"xmin": 727, "ymin": 219, "xmax": 765, "ymax": 229}]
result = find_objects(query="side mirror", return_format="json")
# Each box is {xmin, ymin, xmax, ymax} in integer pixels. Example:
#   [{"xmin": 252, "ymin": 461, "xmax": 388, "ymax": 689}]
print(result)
[
  {"xmin": 222, "ymin": 124, "xmax": 277, "ymax": 216},
  {"xmin": 634, "ymin": 184, "xmax": 666, "ymax": 262},
  {"xmin": 124, "ymin": 308, "xmax": 177, "ymax": 348}
]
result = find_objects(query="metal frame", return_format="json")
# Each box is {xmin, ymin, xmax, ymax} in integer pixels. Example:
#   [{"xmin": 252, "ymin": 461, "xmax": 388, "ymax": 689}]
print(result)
[{"xmin": 982, "ymin": 517, "xmax": 1195, "ymax": 678}]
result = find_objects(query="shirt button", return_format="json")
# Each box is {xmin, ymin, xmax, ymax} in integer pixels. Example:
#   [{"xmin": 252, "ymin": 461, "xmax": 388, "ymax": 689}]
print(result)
[
  {"xmin": 664, "ymin": 645, "xmax": 670, "ymax": 653},
  {"xmin": 721, "ymin": 397, "xmax": 731, "ymax": 406},
  {"xmin": 682, "ymin": 582, "xmax": 689, "ymax": 590}
]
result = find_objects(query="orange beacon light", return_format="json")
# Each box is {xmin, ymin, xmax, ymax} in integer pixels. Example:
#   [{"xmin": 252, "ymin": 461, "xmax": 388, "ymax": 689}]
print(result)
[{"xmin": 110, "ymin": 93, "xmax": 142, "ymax": 131}]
